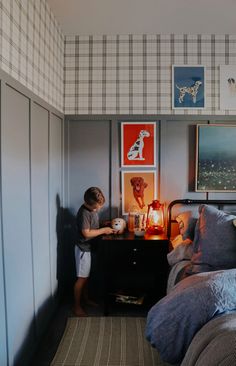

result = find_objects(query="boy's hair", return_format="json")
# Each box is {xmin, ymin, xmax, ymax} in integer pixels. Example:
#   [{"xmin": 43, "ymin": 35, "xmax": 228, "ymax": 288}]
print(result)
[{"xmin": 84, "ymin": 187, "xmax": 105, "ymax": 206}]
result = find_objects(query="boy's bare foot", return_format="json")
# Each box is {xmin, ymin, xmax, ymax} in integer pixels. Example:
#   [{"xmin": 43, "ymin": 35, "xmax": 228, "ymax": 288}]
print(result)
[{"xmin": 73, "ymin": 306, "xmax": 88, "ymax": 317}]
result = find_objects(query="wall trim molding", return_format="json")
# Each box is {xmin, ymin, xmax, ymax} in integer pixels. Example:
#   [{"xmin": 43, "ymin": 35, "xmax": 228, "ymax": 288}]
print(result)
[
  {"xmin": 0, "ymin": 68, "xmax": 64, "ymax": 120},
  {"xmin": 65, "ymin": 114, "xmax": 236, "ymax": 121}
]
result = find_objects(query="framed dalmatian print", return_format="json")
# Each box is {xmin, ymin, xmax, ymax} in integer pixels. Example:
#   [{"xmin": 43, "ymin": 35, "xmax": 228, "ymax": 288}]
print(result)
[
  {"xmin": 172, "ymin": 65, "xmax": 205, "ymax": 109},
  {"xmin": 121, "ymin": 122, "xmax": 156, "ymax": 167}
]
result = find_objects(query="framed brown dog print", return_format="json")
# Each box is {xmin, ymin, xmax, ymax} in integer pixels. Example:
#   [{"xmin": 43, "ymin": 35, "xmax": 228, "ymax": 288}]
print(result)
[
  {"xmin": 122, "ymin": 170, "xmax": 157, "ymax": 215},
  {"xmin": 121, "ymin": 122, "xmax": 156, "ymax": 167}
]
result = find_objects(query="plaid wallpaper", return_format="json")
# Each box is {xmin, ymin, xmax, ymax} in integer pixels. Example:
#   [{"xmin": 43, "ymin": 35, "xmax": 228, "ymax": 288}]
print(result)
[
  {"xmin": 1, "ymin": 1, "xmax": 236, "ymax": 116},
  {"xmin": 64, "ymin": 34, "xmax": 236, "ymax": 115},
  {"xmin": 0, "ymin": 0, "xmax": 64, "ymax": 112}
]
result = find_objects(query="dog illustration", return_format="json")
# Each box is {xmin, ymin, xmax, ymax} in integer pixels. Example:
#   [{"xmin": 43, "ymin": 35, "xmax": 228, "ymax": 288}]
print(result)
[
  {"xmin": 228, "ymin": 78, "xmax": 236, "ymax": 95},
  {"xmin": 130, "ymin": 177, "xmax": 148, "ymax": 209},
  {"xmin": 127, "ymin": 130, "xmax": 150, "ymax": 160},
  {"xmin": 176, "ymin": 80, "xmax": 202, "ymax": 104}
]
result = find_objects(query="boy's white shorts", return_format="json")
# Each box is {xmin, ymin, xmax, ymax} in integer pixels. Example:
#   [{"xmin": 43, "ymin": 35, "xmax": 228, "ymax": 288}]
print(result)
[{"xmin": 74, "ymin": 246, "xmax": 91, "ymax": 278}]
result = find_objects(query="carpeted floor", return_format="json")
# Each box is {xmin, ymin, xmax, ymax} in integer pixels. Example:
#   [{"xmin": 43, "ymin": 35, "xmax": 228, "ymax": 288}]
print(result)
[{"xmin": 50, "ymin": 316, "xmax": 169, "ymax": 366}]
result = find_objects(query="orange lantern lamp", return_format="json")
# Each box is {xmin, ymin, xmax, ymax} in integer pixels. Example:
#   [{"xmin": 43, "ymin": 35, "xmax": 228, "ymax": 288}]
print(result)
[{"xmin": 146, "ymin": 200, "xmax": 164, "ymax": 234}]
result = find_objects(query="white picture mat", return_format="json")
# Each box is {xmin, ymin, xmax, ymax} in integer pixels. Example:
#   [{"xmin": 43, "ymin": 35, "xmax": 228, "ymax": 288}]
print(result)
[{"xmin": 220, "ymin": 65, "xmax": 236, "ymax": 110}]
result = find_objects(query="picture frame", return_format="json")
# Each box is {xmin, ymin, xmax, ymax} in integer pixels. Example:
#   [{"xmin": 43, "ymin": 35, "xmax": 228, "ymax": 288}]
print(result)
[
  {"xmin": 121, "ymin": 122, "xmax": 156, "ymax": 167},
  {"xmin": 172, "ymin": 65, "xmax": 205, "ymax": 109},
  {"xmin": 121, "ymin": 170, "xmax": 157, "ymax": 215},
  {"xmin": 220, "ymin": 65, "xmax": 236, "ymax": 110},
  {"xmin": 195, "ymin": 124, "xmax": 236, "ymax": 192}
]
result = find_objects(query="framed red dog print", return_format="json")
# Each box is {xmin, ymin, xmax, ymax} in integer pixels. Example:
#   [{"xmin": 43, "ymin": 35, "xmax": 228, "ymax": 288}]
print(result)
[
  {"xmin": 122, "ymin": 170, "xmax": 157, "ymax": 215},
  {"xmin": 121, "ymin": 122, "xmax": 156, "ymax": 167}
]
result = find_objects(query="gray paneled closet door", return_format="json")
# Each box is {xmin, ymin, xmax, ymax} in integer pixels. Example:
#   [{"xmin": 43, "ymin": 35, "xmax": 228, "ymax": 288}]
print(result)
[
  {"xmin": 31, "ymin": 102, "xmax": 51, "ymax": 335},
  {"xmin": 1, "ymin": 85, "xmax": 34, "ymax": 365},
  {"xmin": 0, "ymin": 137, "xmax": 7, "ymax": 366},
  {"xmin": 49, "ymin": 113, "xmax": 63, "ymax": 297}
]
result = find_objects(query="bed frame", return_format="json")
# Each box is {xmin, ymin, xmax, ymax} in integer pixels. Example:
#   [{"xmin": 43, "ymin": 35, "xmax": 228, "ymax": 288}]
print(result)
[{"xmin": 167, "ymin": 199, "xmax": 236, "ymax": 240}]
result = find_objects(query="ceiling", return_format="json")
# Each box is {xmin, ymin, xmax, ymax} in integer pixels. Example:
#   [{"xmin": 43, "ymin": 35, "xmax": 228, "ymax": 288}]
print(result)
[{"xmin": 47, "ymin": 0, "xmax": 236, "ymax": 36}]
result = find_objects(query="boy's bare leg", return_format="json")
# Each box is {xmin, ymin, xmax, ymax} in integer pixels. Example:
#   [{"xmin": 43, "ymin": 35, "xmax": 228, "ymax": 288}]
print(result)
[{"xmin": 74, "ymin": 277, "xmax": 88, "ymax": 316}]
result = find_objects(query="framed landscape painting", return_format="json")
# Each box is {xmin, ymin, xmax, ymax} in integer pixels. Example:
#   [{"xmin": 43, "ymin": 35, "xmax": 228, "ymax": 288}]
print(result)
[
  {"xmin": 172, "ymin": 65, "xmax": 205, "ymax": 109},
  {"xmin": 121, "ymin": 122, "xmax": 156, "ymax": 167},
  {"xmin": 195, "ymin": 124, "xmax": 236, "ymax": 192},
  {"xmin": 121, "ymin": 170, "xmax": 157, "ymax": 215}
]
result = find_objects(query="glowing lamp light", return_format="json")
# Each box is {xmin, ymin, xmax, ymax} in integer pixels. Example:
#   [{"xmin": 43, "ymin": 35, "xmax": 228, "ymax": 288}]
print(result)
[{"xmin": 146, "ymin": 200, "xmax": 164, "ymax": 235}]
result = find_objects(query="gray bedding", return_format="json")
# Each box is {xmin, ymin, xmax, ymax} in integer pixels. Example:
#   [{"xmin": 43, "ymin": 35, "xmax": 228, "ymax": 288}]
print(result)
[
  {"xmin": 151, "ymin": 202, "xmax": 236, "ymax": 365},
  {"xmin": 166, "ymin": 260, "xmax": 190, "ymax": 294},
  {"xmin": 181, "ymin": 312, "xmax": 236, "ymax": 366},
  {"xmin": 146, "ymin": 269, "xmax": 236, "ymax": 364},
  {"xmin": 167, "ymin": 259, "xmax": 236, "ymax": 366}
]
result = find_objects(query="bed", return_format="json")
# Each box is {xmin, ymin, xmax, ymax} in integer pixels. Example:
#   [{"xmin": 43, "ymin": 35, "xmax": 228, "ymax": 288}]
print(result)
[{"xmin": 146, "ymin": 199, "xmax": 236, "ymax": 366}]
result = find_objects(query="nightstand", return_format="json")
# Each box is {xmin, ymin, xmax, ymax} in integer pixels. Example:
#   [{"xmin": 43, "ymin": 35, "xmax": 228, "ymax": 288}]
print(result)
[{"xmin": 94, "ymin": 232, "xmax": 169, "ymax": 315}]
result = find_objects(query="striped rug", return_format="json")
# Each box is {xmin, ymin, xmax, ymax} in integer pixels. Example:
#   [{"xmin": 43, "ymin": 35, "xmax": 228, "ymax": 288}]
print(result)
[{"xmin": 50, "ymin": 316, "xmax": 169, "ymax": 366}]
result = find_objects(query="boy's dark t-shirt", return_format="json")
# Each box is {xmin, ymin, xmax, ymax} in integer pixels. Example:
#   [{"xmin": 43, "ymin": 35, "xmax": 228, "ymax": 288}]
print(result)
[{"xmin": 76, "ymin": 204, "xmax": 99, "ymax": 251}]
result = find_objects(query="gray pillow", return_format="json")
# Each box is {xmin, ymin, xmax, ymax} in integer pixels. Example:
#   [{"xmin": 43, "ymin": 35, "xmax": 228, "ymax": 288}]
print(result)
[{"xmin": 188, "ymin": 204, "xmax": 236, "ymax": 274}]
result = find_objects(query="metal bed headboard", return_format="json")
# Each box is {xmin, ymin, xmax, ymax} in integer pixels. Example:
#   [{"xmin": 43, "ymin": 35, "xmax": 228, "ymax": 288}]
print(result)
[{"xmin": 167, "ymin": 199, "xmax": 236, "ymax": 240}]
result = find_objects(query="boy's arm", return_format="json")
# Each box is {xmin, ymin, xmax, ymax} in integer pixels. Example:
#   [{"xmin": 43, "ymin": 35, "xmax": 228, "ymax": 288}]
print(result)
[{"xmin": 82, "ymin": 226, "xmax": 114, "ymax": 239}]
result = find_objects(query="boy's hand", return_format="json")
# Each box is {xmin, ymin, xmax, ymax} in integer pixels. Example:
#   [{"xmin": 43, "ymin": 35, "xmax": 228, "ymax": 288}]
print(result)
[{"xmin": 103, "ymin": 227, "xmax": 115, "ymax": 235}]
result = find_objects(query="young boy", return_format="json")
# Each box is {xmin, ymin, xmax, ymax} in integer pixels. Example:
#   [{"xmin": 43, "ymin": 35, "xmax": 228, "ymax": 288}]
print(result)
[{"xmin": 74, "ymin": 187, "xmax": 114, "ymax": 316}]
